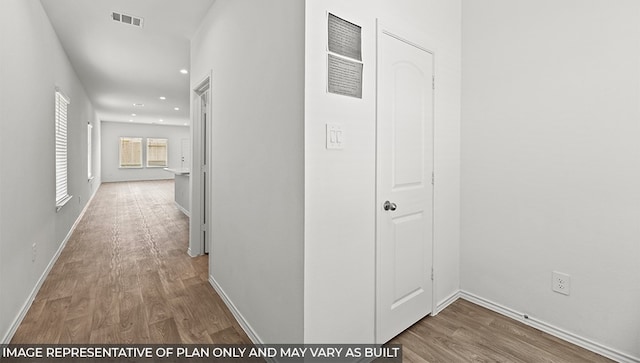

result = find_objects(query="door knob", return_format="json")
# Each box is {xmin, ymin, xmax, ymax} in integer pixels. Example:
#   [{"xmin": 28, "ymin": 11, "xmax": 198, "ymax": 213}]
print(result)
[{"xmin": 383, "ymin": 201, "xmax": 397, "ymax": 211}]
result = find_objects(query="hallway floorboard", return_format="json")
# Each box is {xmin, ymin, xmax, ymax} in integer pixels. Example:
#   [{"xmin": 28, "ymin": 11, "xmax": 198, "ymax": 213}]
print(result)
[
  {"xmin": 11, "ymin": 180, "xmax": 251, "ymax": 344},
  {"xmin": 10, "ymin": 181, "xmax": 615, "ymax": 362}
]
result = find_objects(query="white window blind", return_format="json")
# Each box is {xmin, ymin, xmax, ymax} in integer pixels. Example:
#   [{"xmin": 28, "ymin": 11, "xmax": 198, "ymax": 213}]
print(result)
[
  {"xmin": 119, "ymin": 137, "xmax": 143, "ymax": 168},
  {"xmin": 147, "ymin": 138, "xmax": 168, "ymax": 167},
  {"xmin": 55, "ymin": 90, "xmax": 71, "ymax": 209},
  {"xmin": 87, "ymin": 124, "xmax": 93, "ymax": 180}
]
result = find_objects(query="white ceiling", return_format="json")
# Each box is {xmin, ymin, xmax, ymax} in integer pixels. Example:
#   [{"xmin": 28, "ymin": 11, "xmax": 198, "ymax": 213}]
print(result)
[{"xmin": 40, "ymin": 0, "xmax": 215, "ymax": 126}]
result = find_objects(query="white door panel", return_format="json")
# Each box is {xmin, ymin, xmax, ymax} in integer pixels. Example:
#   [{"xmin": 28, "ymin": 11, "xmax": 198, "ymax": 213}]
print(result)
[
  {"xmin": 376, "ymin": 26, "xmax": 434, "ymax": 344},
  {"xmin": 181, "ymin": 138, "xmax": 191, "ymax": 170}
]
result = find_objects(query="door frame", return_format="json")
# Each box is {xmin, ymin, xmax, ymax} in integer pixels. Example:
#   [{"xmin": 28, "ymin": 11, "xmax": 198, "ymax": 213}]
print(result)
[
  {"xmin": 189, "ymin": 73, "xmax": 212, "ymax": 257},
  {"xmin": 375, "ymin": 19, "xmax": 437, "ymax": 343}
]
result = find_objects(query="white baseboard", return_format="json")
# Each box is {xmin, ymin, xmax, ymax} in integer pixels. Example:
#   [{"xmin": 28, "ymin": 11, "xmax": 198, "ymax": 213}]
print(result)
[
  {"xmin": 187, "ymin": 247, "xmax": 198, "ymax": 257},
  {"xmin": 434, "ymin": 290, "xmax": 461, "ymax": 315},
  {"xmin": 174, "ymin": 202, "xmax": 190, "ymax": 217},
  {"xmin": 460, "ymin": 291, "xmax": 640, "ymax": 363},
  {"xmin": 1, "ymin": 187, "xmax": 99, "ymax": 344},
  {"xmin": 208, "ymin": 275, "xmax": 263, "ymax": 345}
]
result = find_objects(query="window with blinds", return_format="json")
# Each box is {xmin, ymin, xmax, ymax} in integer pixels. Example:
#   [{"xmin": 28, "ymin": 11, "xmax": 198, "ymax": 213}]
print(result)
[
  {"xmin": 119, "ymin": 137, "xmax": 143, "ymax": 168},
  {"xmin": 146, "ymin": 138, "xmax": 168, "ymax": 167},
  {"xmin": 55, "ymin": 90, "xmax": 72, "ymax": 209},
  {"xmin": 87, "ymin": 124, "xmax": 93, "ymax": 180}
]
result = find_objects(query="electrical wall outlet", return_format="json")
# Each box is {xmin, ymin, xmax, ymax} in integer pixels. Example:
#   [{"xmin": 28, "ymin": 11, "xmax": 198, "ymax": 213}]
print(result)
[
  {"xmin": 32, "ymin": 242, "xmax": 37, "ymax": 262},
  {"xmin": 552, "ymin": 271, "xmax": 571, "ymax": 295}
]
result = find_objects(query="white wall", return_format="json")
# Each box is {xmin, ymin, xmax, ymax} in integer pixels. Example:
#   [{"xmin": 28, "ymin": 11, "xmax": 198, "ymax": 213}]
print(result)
[
  {"xmin": 0, "ymin": 0, "xmax": 101, "ymax": 343},
  {"xmin": 190, "ymin": 0, "xmax": 305, "ymax": 344},
  {"xmin": 304, "ymin": 0, "xmax": 462, "ymax": 343},
  {"xmin": 461, "ymin": 0, "xmax": 640, "ymax": 359},
  {"xmin": 100, "ymin": 121, "xmax": 189, "ymax": 183}
]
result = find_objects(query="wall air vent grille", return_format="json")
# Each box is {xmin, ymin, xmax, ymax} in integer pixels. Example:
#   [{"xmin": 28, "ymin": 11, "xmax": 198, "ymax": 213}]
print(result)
[{"xmin": 111, "ymin": 12, "xmax": 144, "ymax": 28}]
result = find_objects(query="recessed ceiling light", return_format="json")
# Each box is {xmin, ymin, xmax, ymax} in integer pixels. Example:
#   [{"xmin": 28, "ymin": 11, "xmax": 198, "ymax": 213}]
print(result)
[
  {"xmin": 131, "ymin": 113, "xmax": 137, "ymax": 116},
  {"xmin": 159, "ymin": 119, "xmax": 164, "ymax": 122},
  {"xmin": 159, "ymin": 96, "xmax": 166, "ymax": 100},
  {"xmin": 129, "ymin": 120, "xmax": 133, "ymax": 122},
  {"xmin": 133, "ymin": 103, "xmax": 144, "ymax": 107},
  {"xmin": 184, "ymin": 123, "xmax": 188, "ymax": 126},
  {"xmin": 180, "ymin": 69, "xmax": 189, "ymax": 74},
  {"xmin": 174, "ymin": 107, "xmax": 180, "ymax": 111}
]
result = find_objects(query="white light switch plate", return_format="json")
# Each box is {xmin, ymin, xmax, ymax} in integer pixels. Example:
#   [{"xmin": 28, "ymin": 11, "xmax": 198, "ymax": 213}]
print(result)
[{"xmin": 326, "ymin": 123, "xmax": 344, "ymax": 150}]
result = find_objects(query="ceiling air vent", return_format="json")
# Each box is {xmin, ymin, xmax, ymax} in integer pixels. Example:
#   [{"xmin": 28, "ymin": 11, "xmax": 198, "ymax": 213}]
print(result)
[{"xmin": 111, "ymin": 11, "xmax": 144, "ymax": 28}]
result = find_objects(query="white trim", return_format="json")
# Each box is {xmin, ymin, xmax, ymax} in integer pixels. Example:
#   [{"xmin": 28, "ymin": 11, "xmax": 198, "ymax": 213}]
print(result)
[
  {"xmin": 55, "ymin": 194, "xmax": 73, "ymax": 212},
  {"xmin": 434, "ymin": 290, "xmax": 461, "ymax": 315},
  {"xmin": 174, "ymin": 201, "xmax": 190, "ymax": 217},
  {"xmin": 186, "ymin": 247, "xmax": 198, "ymax": 258},
  {"xmin": 1, "ymin": 187, "xmax": 98, "ymax": 344},
  {"xmin": 460, "ymin": 291, "xmax": 640, "ymax": 363},
  {"xmin": 54, "ymin": 87, "xmax": 70, "ymax": 103},
  {"xmin": 189, "ymin": 72, "xmax": 212, "ymax": 257},
  {"xmin": 87, "ymin": 123, "xmax": 93, "ymax": 180},
  {"xmin": 193, "ymin": 75, "xmax": 211, "ymax": 95},
  {"xmin": 208, "ymin": 275, "xmax": 263, "ymax": 344}
]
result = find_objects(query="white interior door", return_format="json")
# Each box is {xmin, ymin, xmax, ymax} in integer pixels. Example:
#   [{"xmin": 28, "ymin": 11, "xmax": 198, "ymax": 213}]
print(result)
[
  {"xmin": 181, "ymin": 138, "xmax": 191, "ymax": 170},
  {"xmin": 376, "ymin": 25, "xmax": 434, "ymax": 344}
]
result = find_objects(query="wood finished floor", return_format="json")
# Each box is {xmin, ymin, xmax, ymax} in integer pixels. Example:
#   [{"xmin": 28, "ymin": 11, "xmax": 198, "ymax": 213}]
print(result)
[
  {"xmin": 11, "ymin": 180, "xmax": 251, "ymax": 344},
  {"xmin": 11, "ymin": 180, "xmax": 614, "ymax": 362},
  {"xmin": 390, "ymin": 299, "xmax": 613, "ymax": 363}
]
